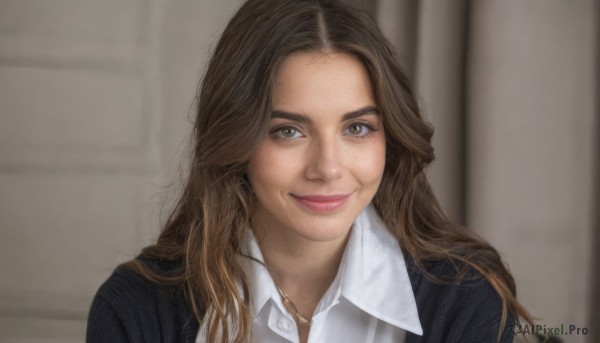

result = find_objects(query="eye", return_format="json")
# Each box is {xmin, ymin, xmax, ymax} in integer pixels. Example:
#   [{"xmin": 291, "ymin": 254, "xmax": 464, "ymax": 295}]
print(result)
[
  {"xmin": 271, "ymin": 126, "xmax": 304, "ymax": 140},
  {"xmin": 343, "ymin": 123, "xmax": 375, "ymax": 137}
]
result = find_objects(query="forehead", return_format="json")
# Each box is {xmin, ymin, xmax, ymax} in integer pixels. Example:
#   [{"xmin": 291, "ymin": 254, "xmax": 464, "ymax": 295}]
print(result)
[{"xmin": 272, "ymin": 51, "xmax": 376, "ymax": 116}]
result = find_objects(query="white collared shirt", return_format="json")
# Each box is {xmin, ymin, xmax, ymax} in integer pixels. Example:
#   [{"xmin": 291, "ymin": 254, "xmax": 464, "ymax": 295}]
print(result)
[{"xmin": 197, "ymin": 204, "xmax": 423, "ymax": 342}]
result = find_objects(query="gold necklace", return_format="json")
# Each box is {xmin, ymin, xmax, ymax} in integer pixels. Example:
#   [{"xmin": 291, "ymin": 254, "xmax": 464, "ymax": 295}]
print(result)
[{"xmin": 276, "ymin": 288, "xmax": 311, "ymax": 326}]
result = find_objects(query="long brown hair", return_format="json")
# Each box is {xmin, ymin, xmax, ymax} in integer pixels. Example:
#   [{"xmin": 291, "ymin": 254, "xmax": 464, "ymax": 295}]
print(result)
[{"xmin": 122, "ymin": 0, "xmax": 531, "ymax": 341}]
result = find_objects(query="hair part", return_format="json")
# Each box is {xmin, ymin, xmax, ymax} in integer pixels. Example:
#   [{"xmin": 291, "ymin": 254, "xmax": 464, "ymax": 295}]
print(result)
[{"xmin": 316, "ymin": 10, "xmax": 332, "ymax": 49}]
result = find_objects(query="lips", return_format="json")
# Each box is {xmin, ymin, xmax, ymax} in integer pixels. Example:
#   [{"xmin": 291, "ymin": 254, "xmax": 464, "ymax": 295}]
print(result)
[{"xmin": 290, "ymin": 194, "xmax": 351, "ymax": 213}]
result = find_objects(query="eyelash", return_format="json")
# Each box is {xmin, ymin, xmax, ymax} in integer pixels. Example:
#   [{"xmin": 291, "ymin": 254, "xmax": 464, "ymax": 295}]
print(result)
[{"xmin": 269, "ymin": 122, "xmax": 380, "ymax": 143}]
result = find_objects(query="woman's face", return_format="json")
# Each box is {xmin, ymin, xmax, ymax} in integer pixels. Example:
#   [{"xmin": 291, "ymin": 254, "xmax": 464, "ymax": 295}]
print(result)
[{"xmin": 247, "ymin": 51, "xmax": 386, "ymax": 245}]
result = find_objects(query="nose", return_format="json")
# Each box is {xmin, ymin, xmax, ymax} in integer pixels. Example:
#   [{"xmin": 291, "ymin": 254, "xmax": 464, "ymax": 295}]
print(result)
[{"xmin": 304, "ymin": 137, "xmax": 343, "ymax": 181}]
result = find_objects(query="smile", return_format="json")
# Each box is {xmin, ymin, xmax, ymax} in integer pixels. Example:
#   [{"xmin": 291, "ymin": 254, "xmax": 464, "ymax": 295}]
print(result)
[{"xmin": 290, "ymin": 194, "xmax": 351, "ymax": 213}]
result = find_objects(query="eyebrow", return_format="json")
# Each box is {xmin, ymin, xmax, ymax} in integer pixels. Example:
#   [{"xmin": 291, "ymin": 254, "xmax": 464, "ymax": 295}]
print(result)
[{"xmin": 271, "ymin": 106, "xmax": 379, "ymax": 123}]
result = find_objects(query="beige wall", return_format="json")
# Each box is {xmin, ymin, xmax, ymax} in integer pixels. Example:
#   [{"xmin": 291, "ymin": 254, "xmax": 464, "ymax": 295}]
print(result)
[
  {"xmin": 0, "ymin": 0, "xmax": 243, "ymax": 341},
  {"xmin": 0, "ymin": 0, "xmax": 596, "ymax": 342}
]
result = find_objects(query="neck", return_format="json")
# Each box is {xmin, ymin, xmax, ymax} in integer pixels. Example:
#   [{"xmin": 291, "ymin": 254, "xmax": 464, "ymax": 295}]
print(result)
[{"xmin": 253, "ymin": 226, "xmax": 350, "ymax": 309}]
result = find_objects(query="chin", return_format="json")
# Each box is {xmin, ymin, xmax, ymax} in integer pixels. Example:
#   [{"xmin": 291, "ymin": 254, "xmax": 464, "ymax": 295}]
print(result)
[{"xmin": 291, "ymin": 215, "xmax": 356, "ymax": 243}]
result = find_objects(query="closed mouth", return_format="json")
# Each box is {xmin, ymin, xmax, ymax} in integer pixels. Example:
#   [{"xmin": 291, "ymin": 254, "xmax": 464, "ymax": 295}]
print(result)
[{"xmin": 290, "ymin": 193, "xmax": 351, "ymax": 212}]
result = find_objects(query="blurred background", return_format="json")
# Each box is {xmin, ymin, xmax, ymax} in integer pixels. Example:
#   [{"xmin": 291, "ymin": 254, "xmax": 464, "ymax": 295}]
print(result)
[{"xmin": 0, "ymin": 0, "xmax": 597, "ymax": 342}]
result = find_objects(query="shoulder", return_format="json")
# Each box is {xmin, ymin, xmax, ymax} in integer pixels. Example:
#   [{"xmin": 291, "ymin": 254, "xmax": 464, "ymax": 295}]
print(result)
[
  {"xmin": 405, "ymin": 256, "xmax": 515, "ymax": 342},
  {"xmin": 91, "ymin": 258, "xmax": 183, "ymax": 315},
  {"xmin": 86, "ymin": 258, "xmax": 199, "ymax": 343}
]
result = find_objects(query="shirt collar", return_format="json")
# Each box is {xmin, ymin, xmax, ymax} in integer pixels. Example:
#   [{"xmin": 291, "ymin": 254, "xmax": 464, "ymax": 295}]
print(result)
[
  {"xmin": 340, "ymin": 204, "xmax": 423, "ymax": 335},
  {"xmin": 239, "ymin": 231, "xmax": 277, "ymax": 318},
  {"xmin": 239, "ymin": 204, "xmax": 423, "ymax": 336}
]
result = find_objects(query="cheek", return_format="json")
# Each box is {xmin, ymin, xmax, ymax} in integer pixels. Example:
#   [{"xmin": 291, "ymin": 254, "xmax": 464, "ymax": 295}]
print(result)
[
  {"xmin": 369, "ymin": 154, "xmax": 386, "ymax": 185},
  {"xmin": 247, "ymin": 143, "xmax": 303, "ymax": 193},
  {"xmin": 350, "ymin": 140, "xmax": 387, "ymax": 185}
]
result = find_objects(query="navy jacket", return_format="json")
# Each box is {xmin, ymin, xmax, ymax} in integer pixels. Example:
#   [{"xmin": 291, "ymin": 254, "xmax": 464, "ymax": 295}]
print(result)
[{"xmin": 87, "ymin": 257, "xmax": 514, "ymax": 342}]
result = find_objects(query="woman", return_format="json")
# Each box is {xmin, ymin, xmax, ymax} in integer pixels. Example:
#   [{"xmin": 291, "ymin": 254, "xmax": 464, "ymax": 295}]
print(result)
[{"xmin": 87, "ymin": 0, "xmax": 531, "ymax": 342}]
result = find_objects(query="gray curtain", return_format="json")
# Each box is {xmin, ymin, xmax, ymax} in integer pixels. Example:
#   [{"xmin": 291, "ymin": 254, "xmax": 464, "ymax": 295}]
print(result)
[{"xmin": 371, "ymin": 0, "xmax": 599, "ymax": 340}]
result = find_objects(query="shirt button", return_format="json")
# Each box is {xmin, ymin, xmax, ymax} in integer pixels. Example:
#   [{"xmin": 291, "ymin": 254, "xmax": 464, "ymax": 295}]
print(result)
[{"xmin": 277, "ymin": 318, "xmax": 294, "ymax": 332}]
